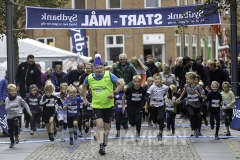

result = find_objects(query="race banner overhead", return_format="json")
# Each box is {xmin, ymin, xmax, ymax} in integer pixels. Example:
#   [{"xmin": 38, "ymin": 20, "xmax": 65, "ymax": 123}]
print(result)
[{"xmin": 26, "ymin": 3, "xmax": 220, "ymax": 29}]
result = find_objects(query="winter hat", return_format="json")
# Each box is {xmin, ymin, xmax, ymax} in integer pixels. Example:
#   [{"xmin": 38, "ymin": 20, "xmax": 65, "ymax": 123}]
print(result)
[{"xmin": 94, "ymin": 53, "xmax": 104, "ymax": 67}]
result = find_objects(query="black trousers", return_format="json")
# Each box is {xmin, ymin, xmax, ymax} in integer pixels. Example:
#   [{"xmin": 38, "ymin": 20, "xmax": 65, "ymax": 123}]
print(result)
[
  {"xmin": 223, "ymin": 109, "xmax": 233, "ymax": 127},
  {"xmin": 186, "ymin": 105, "xmax": 200, "ymax": 131},
  {"xmin": 209, "ymin": 110, "xmax": 220, "ymax": 135},
  {"xmin": 30, "ymin": 113, "xmax": 41, "ymax": 130},
  {"xmin": 151, "ymin": 106, "xmax": 165, "ymax": 131},
  {"xmin": 127, "ymin": 106, "xmax": 142, "ymax": 135},
  {"xmin": 7, "ymin": 116, "xmax": 21, "ymax": 143}
]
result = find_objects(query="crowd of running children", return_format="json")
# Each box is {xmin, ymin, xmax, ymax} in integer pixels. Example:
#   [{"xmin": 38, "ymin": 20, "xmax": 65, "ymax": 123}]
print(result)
[{"xmin": 5, "ymin": 57, "xmax": 236, "ymax": 148}]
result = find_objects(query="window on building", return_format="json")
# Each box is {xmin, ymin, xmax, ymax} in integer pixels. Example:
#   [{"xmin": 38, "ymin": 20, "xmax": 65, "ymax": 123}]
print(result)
[
  {"xmin": 72, "ymin": 0, "xmax": 86, "ymax": 9},
  {"xmin": 106, "ymin": 0, "xmax": 121, "ymax": 9},
  {"xmin": 176, "ymin": 0, "xmax": 180, "ymax": 6},
  {"xmin": 200, "ymin": 36, "xmax": 205, "ymax": 59},
  {"xmin": 192, "ymin": 0, "xmax": 195, "ymax": 4},
  {"xmin": 37, "ymin": 37, "xmax": 55, "ymax": 46},
  {"xmin": 176, "ymin": 34, "xmax": 181, "ymax": 57},
  {"xmin": 69, "ymin": 36, "xmax": 90, "ymax": 55},
  {"xmin": 207, "ymin": 36, "xmax": 212, "ymax": 55},
  {"xmin": 200, "ymin": 0, "xmax": 204, "ymax": 3},
  {"xmin": 192, "ymin": 35, "xmax": 197, "ymax": 59},
  {"xmin": 184, "ymin": 34, "xmax": 189, "ymax": 56},
  {"xmin": 105, "ymin": 35, "xmax": 124, "ymax": 62},
  {"xmin": 145, "ymin": 0, "xmax": 161, "ymax": 8},
  {"xmin": 184, "ymin": 0, "xmax": 187, "ymax": 5}
]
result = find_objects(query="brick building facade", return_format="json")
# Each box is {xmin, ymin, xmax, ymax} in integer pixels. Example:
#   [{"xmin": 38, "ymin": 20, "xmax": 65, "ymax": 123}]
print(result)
[{"xmin": 26, "ymin": 0, "xmax": 229, "ymax": 66}]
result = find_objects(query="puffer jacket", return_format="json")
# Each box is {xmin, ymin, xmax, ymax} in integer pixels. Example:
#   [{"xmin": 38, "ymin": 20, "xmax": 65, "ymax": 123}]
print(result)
[{"xmin": 112, "ymin": 62, "xmax": 137, "ymax": 86}]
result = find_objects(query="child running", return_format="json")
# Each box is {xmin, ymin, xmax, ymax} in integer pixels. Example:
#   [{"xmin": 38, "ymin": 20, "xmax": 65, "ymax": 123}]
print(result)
[
  {"xmin": 201, "ymin": 81, "xmax": 222, "ymax": 140},
  {"xmin": 122, "ymin": 75, "xmax": 146, "ymax": 142},
  {"xmin": 164, "ymin": 84, "xmax": 177, "ymax": 135},
  {"xmin": 221, "ymin": 81, "xmax": 236, "ymax": 136},
  {"xmin": 55, "ymin": 82, "xmax": 68, "ymax": 142},
  {"xmin": 63, "ymin": 85, "xmax": 83, "ymax": 145},
  {"xmin": 24, "ymin": 84, "xmax": 42, "ymax": 135},
  {"xmin": 40, "ymin": 81, "xmax": 63, "ymax": 141},
  {"xmin": 144, "ymin": 77, "xmax": 154, "ymax": 126},
  {"xmin": 5, "ymin": 84, "xmax": 32, "ymax": 148},
  {"xmin": 115, "ymin": 83, "xmax": 128, "ymax": 139},
  {"xmin": 177, "ymin": 72, "xmax": 205, "ymax": 138},
  {"xmin": 145, "ymin": 73, "xmax": 171, "ymax": 141}
]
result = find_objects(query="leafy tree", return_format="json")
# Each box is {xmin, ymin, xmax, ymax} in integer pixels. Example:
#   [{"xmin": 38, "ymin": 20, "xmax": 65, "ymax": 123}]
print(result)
[{"xmin": 0, "ymin": 0, "xmax": 70, "ymax": 66}]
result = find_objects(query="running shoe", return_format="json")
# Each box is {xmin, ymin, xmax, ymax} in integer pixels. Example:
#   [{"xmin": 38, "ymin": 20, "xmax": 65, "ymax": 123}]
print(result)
[
  {"xmin": 210, "ymin": 125, "xmax": 214, "ymax": 130},
  {"xmin": 30, "ymin": 130, "xmax": 34, "ymax": 135},
  {"xmin": 94, "ymin": 135, "xmax": 97, "ymax": 140},
  {"xmin": 85, "ymin": 127, "xmax": 89, "ymax": 133},
  {"xmin": 99, "ymin": 145, "xmax": 106, "ymax": 155},
  {"xmin": 135, "ymin": 134, "xmax": 140, "ymax": 142},
  {"xmin": 74, "ymin": 132, "xmax": 78, "ymax": 140},
  {"xmin": 204, "ymin": 119, "xmax": 208, "ymax": 126},
  {"xmin": 78, "ymin": 132, "xmax": 83, "ymax": 137},
  {"xmin": 194, "ymin": 130, "xmax": 198, "ymax": 138},
  {"xmin": 190, "ymin": 130, "xmax": 195, "ymax": 136},
  {"xmin": 198, "ymin": 132, "xmax": 203, "ymax": 136},
  {"xmin": 166, "ymin": 128, "xmax": 170, "ymax": 132},
  {"xmin": 115, "ymin": 133, "xmax": 119, "ymax": 139},
  {"xmin": 157, "ymin": 133, "xmax": 162, "ymax": 141},
  {"xmin": 226, "ymin": 131, "xmax": 231, "ymax": 136},
  {"xmin": 61, "ymin": 137, "xmax": 65, "ymax": 142},
  {"xmin": 70, "ymin": 138, "xmax": 74, "ymax": 145},
  {"xmin": 215, "ymin": 135, "xmax": 220, "ymax": 140},
  {"xmin": 49, "ymin": 134, "xmax": 54, "ymax": 141},
  {"xmin": 15, "ymin": 136, "xmax": 19, "ymax": 144},
  {"xmin": 9, "ymin": 143, "xmax": 14, "ymax": 148}
]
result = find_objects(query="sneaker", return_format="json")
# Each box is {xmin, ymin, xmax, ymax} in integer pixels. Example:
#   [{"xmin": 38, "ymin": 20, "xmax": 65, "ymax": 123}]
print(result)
[
  {"xmin": 85, "ymin": 127, "xmax": 89, "ymax": 133},
  {"xmin": 9, "ymin": 143, "xmax": 14, "ymax": 148},
  {"xmin": 41, "ymin": 123, "xmax": 45, "ymax": 128},
  {"xmin": 78, "ymin": 132, "xmax": 83, "ymax": 137},
  {"xmin": 135, "ymin": 134, "xmax": 140, "ymax": 142},
  {"xmin": 93, "ymin": 135, "xmax": 97, "ymax": 140},
  {"xmin": 148, "ymin": 122, "xmax": 153, "ymax": 126},
  {"xmin": 194, "ymin": 130, "xmax": 198, "ymax": 138},
  {"xmin": 215, "ymin": 135, "xmax": 220, "ymax": 140},
  {"xmin": 210, "ymin": 125, "xmax": 214, "ymax": 130},
  {"xmin": 54, "ymin": 130, "xmax": 57, "ymax": 137},
  {"xmin": 153, "ymin": 124, "xmax": 157, "ymax": 128},
  {"xmin": 166, "ymin": 128, "xmax": 170, "ymax": 132},
  {"xmin": 115, "ymin": 133, "xmax": 119, "ymax": 139},
  {"xmin": 91, "ymin": 129, "xmax": 94, "ymax": 133},
  {"xmin": 33, "ymin": 128, "xmax": 36, "ymax": 131},
  {"xmin": 49, "ymin": 134, "xmax": 54, "ymax": 141},
  {"xmin": 58, "ymin": 126, "xmax": 63, "ymax": 132},
  {"xmin": 61, "ymin": 137, "xmax": 65, "ymax": 142},
  {"xmin": 37, "ymin": 124, "xmax": 41, "ymax": 129},
  {"xmin": 74, "ymin": 132, "xmax": 78, "ymax": 140},
  {"xmin": 163, "ymin": 123, "xmax": 166, "ymax": 128},
  {"xmin": 172, "ymin": 129, "xmax": 175, "ymax": 135},
  {"xmin": 15, "ymin": 136, "xmax": 19, "ymax": 144},
  {"xmin": 190, "ymin": 130, "xmax": 195, "ymax": 136},
  {"xmin": 198, "ymin": 132, "xmax": 203, "ymax": 136},
  {"xmin": 204, "ymin": 119, "xmax": 208, "ymax": 126},
  {"xmin": 30, "ymin": 130, "xmax": 34, "ymax": 135},
  {"xmin": 226, "ymin": 132, "xmax": 231, "ymax": 136},
  {"xmin": 70, "ymin": 138, "xmax": 73, "ymax": 145},
  {"xmin": 157, "ymin": 133, "xmax": 162, "ymax": 141},
  {"xmin": 99, "ymin": 145, "xmax": 106, "ymax": 155}
]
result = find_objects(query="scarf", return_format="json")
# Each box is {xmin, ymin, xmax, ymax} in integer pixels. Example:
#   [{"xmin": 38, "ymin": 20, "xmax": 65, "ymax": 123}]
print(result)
[{"xmin": 9, "ymin": 94, "xmax": 17, "ymax": 101}]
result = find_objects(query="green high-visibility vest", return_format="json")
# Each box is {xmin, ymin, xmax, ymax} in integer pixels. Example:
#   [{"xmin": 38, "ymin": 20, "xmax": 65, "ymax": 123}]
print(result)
[{"xmin": 88, "ymin": 71, "xmax": 114, "ymax": 109}]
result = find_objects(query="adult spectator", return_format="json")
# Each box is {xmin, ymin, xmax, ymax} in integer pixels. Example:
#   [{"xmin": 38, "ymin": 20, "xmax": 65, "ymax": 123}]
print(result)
[
  {"xmin": 179, "ymin": 56, "xmax": 207, "ymax": 89},
  {"xmin": 174, "ymin": 57, "xmax": 183, "ymax": 88},
  {"xmin": 0, "ymin": 70, "xmax": 8, "ymax": 106},
  {"xmin": 45, "ymin": 68, "xmax": 54, "ymax": 80},
  {"xmin": 112, "ymin": 53, "xmax": 137, "ymax": 87},
  {"xmin": 15, "ymin": 54, "xmax": 41, "ymax": 128},
  {"xmin": 208, "ymin": 61, "xmax": 226, "ymax": 89},
  {"xmin": 79, "ymin": 63, "xmax": 93, "ymax": 85},
  {"xmin": 172, "ymin": 57, "xmax": 181, "ymax": 75},
  {"xmin": 82, "ymin": 54, "xmax": 125, "ymax": 155},
  {"xmin": 160, "ymin": 65, "xmax": 177, "ymax": 86},
  {"xmin": 36, "ymin": 63, "xmax": 47, "ymax": 94},
  {"xmin": 196, "ymin": 56, "xmax": 210, "ymax": 87},
  {"xmin": 68, "ymin": 63, "xmax": 85, "ymax": 85},
  {"xmin": 131, "ymin": 57, "xmax": 149, "ymax": 87},
  {"xmin": 216, "ymin": 59, "xmax": 231, "ymax": 83},
  {"xmin": 50, "ymin": 64, "xmax": 68, "ymax": 92},
  {"xmin": 144, "ymin": 54, "xmax": 158, "ymax": 76}
]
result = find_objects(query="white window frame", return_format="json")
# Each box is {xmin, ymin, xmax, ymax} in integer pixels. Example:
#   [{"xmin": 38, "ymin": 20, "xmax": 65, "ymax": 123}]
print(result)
[
  {"xmin": 71, "ymin": 0, "xmax": 87, "ymax": 9},
  {"xmin": 200, "ymin": 0, "xmax": 204, "ymax": 3},
  {"xmin": 104, "ymin": 34, "xmax": 125, "ymax": 62},
  {"xmin": 192, "ymin": 35, "xmax": 197, "ymax": 59},
  {"xmin": 192, "ymin": 0, "xmax": 195, "ymax": 5},
  {"xmin": 200, "ymin": 36, "xmax": 205, "ymax": 59},
  {"xmin": 184, "ymin": 0, "xmax": 187, "ymax": 5},
  {"xmin": 176, "ymin": 34, "xmax": 181, "ymax": 57},
  {"xmin": 69, "ymin": 36, "xmax": 90, "ymax": 55},
  {"xmin": 36, "ymin": 37, "xmax": 55, "ymax": 46},
  {"xmin": 144, "ymin": 0, "xmax": 161, "ymax": 8},
  {"xmin": 106, "ymin": 0, "xmax": 122, "ymax": 9},
  {"xmin": 184, "ymin": 34, "xmax": 189, "ymax": 56},
  {"xmin": 176, "ymin": 0, "xmax": 180, "ymax": 6}
]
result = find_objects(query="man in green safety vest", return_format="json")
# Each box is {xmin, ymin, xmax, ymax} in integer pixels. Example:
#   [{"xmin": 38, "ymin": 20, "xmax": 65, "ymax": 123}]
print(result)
[{"xmin": 82, "ymin": 54, "xmax": 125, "ymax": 155}]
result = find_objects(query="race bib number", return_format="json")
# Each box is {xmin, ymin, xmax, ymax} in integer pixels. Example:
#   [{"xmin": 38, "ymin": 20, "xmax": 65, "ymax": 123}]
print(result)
[
  {"xmin": 211, "ymin": 100, "xmax": 220, "ymax": 107},
  {"xmin": 188, "ymin": 94, "xmax": 198, "ymax": 102},
  {"xmin": 152, "ymin": 97, "xmax": 163, "ymax": 106},
  {"xmin": 131, "ymin": 93, "xmax": 142, "ymax": 101},
  {"xmin": 166, "ymin": 105, "xmax": 174, "ymax": 111}
]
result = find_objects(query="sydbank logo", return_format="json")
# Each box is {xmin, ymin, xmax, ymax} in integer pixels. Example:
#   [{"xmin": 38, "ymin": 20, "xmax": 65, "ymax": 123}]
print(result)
[
  {"xmin": 233, "ymin": 105, "xmax": 240, "ymax": 119},
  {"xmin": 167, "ymin": 10, "xmax": 203, "ymax": 20},
  {"xmin": 41, "ymin": 13, "xmax": 77, "ymax": 22}
]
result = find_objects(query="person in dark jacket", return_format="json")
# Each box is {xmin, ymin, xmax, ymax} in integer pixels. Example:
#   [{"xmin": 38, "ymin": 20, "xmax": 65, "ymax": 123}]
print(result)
[
  {"xmin": 50, "ymin": 65, "xmax": 68, "ymax": 92},
  {"xmin": 179, "ymin": 56, "xmax": 207, "ymax": 89},
  {"xmin": 0, "ymin": 70, "xmax": 8, "ymax": 105},
  {"xmin": 79, "ymin": 63, "xmax": 93, "ymax": 85},
  {"xmin": 216, "ymin": 59, "xmax": 231, "ymax": 83},
  {"xmin": 144, "ymin": 54, "xmax": 158, "ymax": 76},
  {"xmin": 112, "ymin": 53, "xmax": 137, "ymax": 87},
  {"xmin": 208, "ymin": 61, "xmax": 226, "ymax": 89},
  {"xmin": 68, "ymin": 63, "xmax": 85, "ymax": 85},
  {"xmin": 15, "ymin": 55, "xmax": 41, "ymax": 128}
]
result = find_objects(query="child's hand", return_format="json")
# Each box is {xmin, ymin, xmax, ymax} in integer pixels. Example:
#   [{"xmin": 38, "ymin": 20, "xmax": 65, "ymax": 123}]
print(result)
[
  {"xmin": 29, "ymin": 113, "xmax": 32, "ymax": 116},
  {"xmin": 67, "ymin": 100, "xmax": 71, "ymax": 105},
  {"xmin": 122, "ymin": 107, "xmax": 125, "ymax": 114},
  {"xmin": 176, "ymin": 98, "xmax": 181, "ymax": 104},
  {"xmin": 150, "ymin": 102, "xmax": 154, "ymax": 107},
  {"xmin": 195, "ymin": 90, "xmax": 200, "ymax": 96},
  {"xmin": 145, "ymin": 108, "xmax": 148, "ymax": 113},
  {"xmin": 200, "ymin": 112, "xmax": 203, "ymax": 115}
]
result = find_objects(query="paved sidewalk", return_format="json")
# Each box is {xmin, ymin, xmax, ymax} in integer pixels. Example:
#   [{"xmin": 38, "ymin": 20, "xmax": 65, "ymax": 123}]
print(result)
[{"xmin": 0, "ymin": 118, "xmax": 239, "ymax": 160}]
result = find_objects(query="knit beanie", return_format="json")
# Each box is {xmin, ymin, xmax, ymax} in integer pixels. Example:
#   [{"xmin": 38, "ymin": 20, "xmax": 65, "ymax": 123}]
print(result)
[{"xmin": 93, "ymin": 53, "xmax": 103, "ymax": 67}]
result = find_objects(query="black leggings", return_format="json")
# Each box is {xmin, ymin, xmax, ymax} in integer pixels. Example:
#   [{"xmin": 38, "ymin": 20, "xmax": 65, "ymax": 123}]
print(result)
[
  {"xmin": 7, "ymin": 116, "xmax": 21, "ymax": 143},
  {"xmin": 186, "ymin": 105, "xmax": 200, "ymax": 131},
  {"xmin": 127, "ymin": 106, "xmax": 142, "ymax": 135},
  {"xmin": 30, "ymin": 113, "xmax": 41, "ymax": 130},
  {"xmin": 209, "ymin": 111, "xmax": 220, "ymax": 135},
  {"xmin": 151, "ymin": 106, "xmax": 165, "ymax": 131},
  {"xmin": 223, "ymin": 109, "xmax": 233, "ymax": 126},
  {"xmin": 23, "ymin": 109, "xmax": 30, "ymax": 125}
]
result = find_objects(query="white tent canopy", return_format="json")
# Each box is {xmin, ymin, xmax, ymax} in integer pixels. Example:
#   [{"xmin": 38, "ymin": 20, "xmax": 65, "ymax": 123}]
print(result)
[{"xmin": 0, "ymin": 35, "xmax": 92, "ymax": 63}]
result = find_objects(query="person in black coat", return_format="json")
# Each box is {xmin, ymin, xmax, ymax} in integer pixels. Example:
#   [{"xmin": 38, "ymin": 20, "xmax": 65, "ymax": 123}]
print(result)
[
  {"xmin": 144, "ymin": 54, "xmax": 158, "ymax": 76},
  {"xmin": 208, "ymin": 61, "xmax": 226, "ymax": 89}
]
